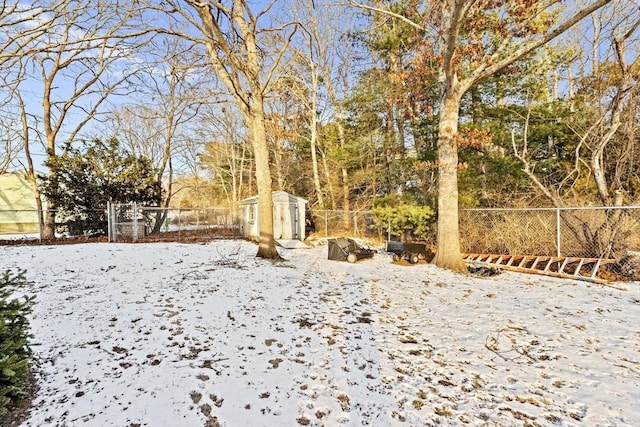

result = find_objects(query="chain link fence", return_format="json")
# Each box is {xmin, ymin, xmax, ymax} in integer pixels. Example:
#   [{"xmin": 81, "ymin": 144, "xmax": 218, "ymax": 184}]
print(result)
[
  {"xmin": 2, "ymin": 205, "xmax": 638, "ymax": 260},
  {"xmin": 107, "ymin": 203, "xmax": 243, "ymax": 243},
  {"xmin": 310, "ymin": 206, "xmax": 640, "ymax": 259},
  {"xmin": 308, "ymin": 210, "xmax": 381, "ymax": 239},
  {"xmin": 460, "ymin": 206, "xmax": 640, "ymax": 258}
]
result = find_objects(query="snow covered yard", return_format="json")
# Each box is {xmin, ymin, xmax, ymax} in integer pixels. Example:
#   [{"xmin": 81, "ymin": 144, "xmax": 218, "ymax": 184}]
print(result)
[{"xmin": 1, "ymin": 240, "xmax": 638, "ymax": 426}]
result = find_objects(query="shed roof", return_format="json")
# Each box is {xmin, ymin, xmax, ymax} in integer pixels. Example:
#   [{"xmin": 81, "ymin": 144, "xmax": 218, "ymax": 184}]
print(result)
[{"xmin": 239, "ymin": 190, "xmax": 307, "ymax": 205}]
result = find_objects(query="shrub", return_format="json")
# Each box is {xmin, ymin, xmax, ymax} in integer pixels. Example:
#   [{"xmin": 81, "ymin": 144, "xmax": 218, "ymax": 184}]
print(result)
[
  {"xmin": 371, "ymin": 204, "xmax": 436, "ymax": 241},
  {"xmin": 0, "ymin": 270, "xmax": 35, "ymax": 418}
]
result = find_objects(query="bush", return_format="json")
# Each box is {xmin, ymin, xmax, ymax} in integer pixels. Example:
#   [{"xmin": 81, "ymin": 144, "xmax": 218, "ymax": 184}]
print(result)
[
  {"xmin": 0, "ymin": 270, "xmax": 35, "ymax": 418},
  {"xmin": 371, "ymin": 204, "xmax": 436, "ymax": 241}
]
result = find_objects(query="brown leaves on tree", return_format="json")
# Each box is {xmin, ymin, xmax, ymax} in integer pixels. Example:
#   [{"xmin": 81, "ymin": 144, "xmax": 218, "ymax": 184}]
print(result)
[{"xmin": 455, "ymin": 128, "xmax": 492, "ymax": 151}]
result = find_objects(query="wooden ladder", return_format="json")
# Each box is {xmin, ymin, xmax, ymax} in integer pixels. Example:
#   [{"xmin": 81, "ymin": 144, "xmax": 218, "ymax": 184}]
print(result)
[{"xmin": 463, "ymin": 253, "xmax": 617, "ymax": 285}]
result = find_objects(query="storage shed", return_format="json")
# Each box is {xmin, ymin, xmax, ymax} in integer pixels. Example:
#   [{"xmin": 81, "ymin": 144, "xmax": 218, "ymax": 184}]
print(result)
[
  {"xmin": 0, "ymin": 172, "xmax": 40, "ymax": 234},
  {"xmin": 240, "ymin": 191, "xmax": 307, "ymax": 241}
]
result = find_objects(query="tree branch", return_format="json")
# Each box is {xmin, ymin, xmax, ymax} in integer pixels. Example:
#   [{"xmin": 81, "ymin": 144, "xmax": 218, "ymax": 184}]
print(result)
[{"xmin": 465, "ymin": 0, "xmax": 613, "ymax": 91}]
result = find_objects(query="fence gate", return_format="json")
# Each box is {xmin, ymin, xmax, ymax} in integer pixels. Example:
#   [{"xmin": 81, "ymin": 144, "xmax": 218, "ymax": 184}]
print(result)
[{"xmin": 107, "ymin": 202, "xmax": 144, "ymax": 242}]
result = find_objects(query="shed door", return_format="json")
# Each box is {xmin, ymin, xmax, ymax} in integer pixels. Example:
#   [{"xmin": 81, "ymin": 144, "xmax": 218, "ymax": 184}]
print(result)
[{"xmin": 274, "ymin": 203, "xmax": 299, "ymax": 240}]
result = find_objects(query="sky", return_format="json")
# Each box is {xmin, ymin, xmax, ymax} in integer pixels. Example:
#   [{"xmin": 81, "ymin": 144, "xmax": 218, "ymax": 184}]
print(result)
[
  {"xmin": 3, "ymin": 0, "xmax": 636, "ymax": 176},
  {"xmin": 1, "ymin": 238, "xmax": 638, "ymax": 426}
]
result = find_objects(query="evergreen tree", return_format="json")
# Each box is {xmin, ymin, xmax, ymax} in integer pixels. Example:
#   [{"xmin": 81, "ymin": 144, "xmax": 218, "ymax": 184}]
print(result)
[
  {"xmin": 0, "ymin": 270, "xmax": 34, "ymax": 418},
  {"xmin": 371, "ymin": 195, "xmax": 435, "ymax": 241},
  {"xmin": 42, "ymin": 138, "xmax": 163, "ymax": 235}
]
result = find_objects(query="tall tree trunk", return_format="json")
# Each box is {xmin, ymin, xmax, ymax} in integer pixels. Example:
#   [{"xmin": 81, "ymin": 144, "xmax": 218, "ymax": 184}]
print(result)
[
  {"xmin": 320, "ymin": 150, "xmax": 337, "ymax": 210},
  {"xmin": 591, "ymin": 14, "xmax": 601, "ymax": 77},
  {"xmin": 153, "ymin": 157, "xmax": 173, "ymax": 233},
  {"xmin": 153, "ymin": 106, "xmax": 177, "ymax": 232},
  {"xmin": 342, "ymin": 167, "xmax": 350, "ymax": 212},
  {"xmin": 273, "ymin": 140, "xmax": 286, "ymax": 191},
  {"xmin": 309, "ymin": 75, "xmax": 324, "ymax": 207},
  {"xmin": 247, "ymin": 158, "xmax": 254, "ymax": 199},
  {"xmin": 231, "ymin": 145, "xmax": 239, "ymax": 205},
  {"xmin": 41, "ymin": 73, "xmax": 56, "ymax": 239},
  {"xmin": 310, "ymin": 126, "xmax": 323, "ymax": 206},
  {"xmin": 20, "ymin": 99, "xmax": 45, "ymax": 238},
  {"xmin": 432, "ymin": 87, "xmax": 467, "ymax": 272},
  {"xmin": 384, "ymin": 103, "xmax": 395, "ymax": 194},
  {"xmin": 173, "ymin": 0, "xmax": 288, "ymax": 260},
  {"xmin": 394, "ymin": 104, "xmax": 405, "ymax": 159},
  {"xmin": 338, "ymin": 122, "xmax": 350, "ymax": 220},
  {"xmin": 43, "ymin": 140, "xmax": 57, "ymax": 239},
  {"xmin": 237, "ymin": 143, "xmax": 249, "ymax": 204},
  {"xmin": 247, "ymin": 102, "xmax": 280, "ymax": 259}
]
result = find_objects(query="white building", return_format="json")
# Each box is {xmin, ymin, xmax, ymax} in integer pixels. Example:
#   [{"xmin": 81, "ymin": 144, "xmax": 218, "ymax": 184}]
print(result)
[
  {"xmin": 0, "ymin": 172, "xmax": 40, "ymax": 234},
  {"xmin": 239, "ymin": 191, "xmax": 307, "ymax": 241}
]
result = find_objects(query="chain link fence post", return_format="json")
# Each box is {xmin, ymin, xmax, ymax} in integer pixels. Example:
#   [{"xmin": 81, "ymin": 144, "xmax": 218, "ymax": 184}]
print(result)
[
  {"xmin": 132, "ymin": 202, "xmax": 138, "ymax": 242},
  {"xmin": 556, "ymin": 208, "xmax": 561, "ymax": 257},
  {"xmin": 107, "ymin": 202, "xmax": 113, "ymax": 242},
  {"xmin": 324, "ymin": 212, "xmax": 328, "ymax": 237}
]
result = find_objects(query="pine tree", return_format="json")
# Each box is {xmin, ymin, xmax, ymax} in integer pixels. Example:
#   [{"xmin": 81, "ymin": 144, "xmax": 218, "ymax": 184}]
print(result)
[{"xmin": 0, "ymin": 270, "xmax": 35, "ymax": 418}]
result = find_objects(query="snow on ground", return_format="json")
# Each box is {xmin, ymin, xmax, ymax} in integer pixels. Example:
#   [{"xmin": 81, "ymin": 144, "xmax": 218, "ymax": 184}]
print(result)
[
  {"xmin": 1, "ymin": 233, "xmax": 40, "ymax": 240},
  {"xmin": 1, "ymin": 239, "xmax": 639, "ymax": 426}
]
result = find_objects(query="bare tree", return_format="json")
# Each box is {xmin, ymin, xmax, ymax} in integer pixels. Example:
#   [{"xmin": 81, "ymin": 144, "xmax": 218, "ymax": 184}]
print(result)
[
  {"xmin": 288, "ymin": 0, "xmax": 362, "ymax": 222},
  {"xmin": 1, "ymin": 2, "xmax": 63, "ymax": 235},
  {"xmin": 283, "ymin": 21, "xmax": 326, "ymax": 207},
  {"xmin": 105, "ymin": 37, "xmax": 213, "ymax": 232},
  {"xmin": 0, "ymin": 1, "xmax": 61, "ymax": 68},
  {"xmin": 159, "ymin": 0, "xmax": 298, "ymax": 259},
  {"xmin": 282, "ymin": 0, "xmax": 358, "ymax": 212},
  {"xmin": 0, "ymin": 81, "xmax": 22, "ymax": 174},
  {"xmin": 3, "ymin": 0, "xmax": 154, "ymax": 238},
  {"xmin": 514, "ymin": 11, "xmax": 639, "ymax": 207},
  {"xmin": 197, "ymin": 105, "xmax": 254, "ymax": 206},
  {"xmin": 589, "ymin": 17, "xmax": 639, "ymax": 206},
  {"xmin": 352, "ymin": 0, "xmax": 614, "ymax": 272},
  {"xmin": 512, "ymin": 12, "xmax": 639, "ymax": 258},
  {"xmin": 0, "ymin": 1, "xmax": 59, "ymax": 177}
]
